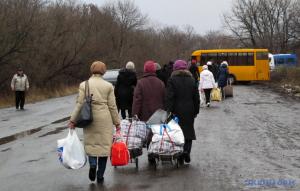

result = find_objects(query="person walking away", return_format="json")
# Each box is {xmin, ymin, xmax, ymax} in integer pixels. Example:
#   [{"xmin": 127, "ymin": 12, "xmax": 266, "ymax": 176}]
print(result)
[
  {"xmin": 165, "ymin": 60, "xmax": 200, "ymax": 164},
  {"xmin": 132, "ymin": 60, "xmax": 165, "ymax": 121},
  {"xmin": 207, "ymin": 61, "xmax": 219, "ymax": 82},
  {"xmin": 68, "ymin": 61, "xmax": 120, "ymax": 183},
  {"xmin": 11, "ymin": 67, "xmax": 29, "ymax": 110},
  {"xmin": 218, "ymin": 61, "xmax": 229, "ymax": 99},
  {"xmin": 199, "ymin": 64, "xmax": 216, "ymax": 107},
  {"xmin": 189, "ymin": 59, "xmax": 200, "ymax": 86},
  {"xmin": 115, "ymin": 61, "xmax": 137, "ymax": 119},
  {"xmin": 155, "ymin": 62, "xmax": 167, "ymax": 85},
  {"xmin": 164, "ymin": 61, "xmax": 174, "ymax": 84}
]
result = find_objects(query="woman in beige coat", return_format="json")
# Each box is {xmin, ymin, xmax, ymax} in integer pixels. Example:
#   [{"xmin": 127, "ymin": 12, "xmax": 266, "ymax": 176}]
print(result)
[{"xmin": 68, "ymin": 61, "xmax": 120, "ymax": 183}]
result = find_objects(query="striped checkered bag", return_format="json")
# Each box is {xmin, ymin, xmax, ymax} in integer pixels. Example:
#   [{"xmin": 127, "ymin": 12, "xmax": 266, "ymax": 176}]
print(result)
[
  {"xmin": 148, "ymin": 141, "xmax": 183, "ymax": 154},
  {"xmin": 120, "ymin": 120, "xmax": 147, "ymax": 140},
  {"xmin": 122, "ymin": 136, "xmax": 143, "ymax": 149}
]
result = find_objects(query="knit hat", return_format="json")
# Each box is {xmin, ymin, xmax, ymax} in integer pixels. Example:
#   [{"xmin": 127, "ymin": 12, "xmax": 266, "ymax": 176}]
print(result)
[
  {"xmin": 90, "ymin": 61, "xmax": 106, "ymax": 75},
  {"xmin": 144, "ymin": 60, "xmax": 156, "ymax": 73},
  {"xmin": 126, "ymin": 61, "xmax": 135, "ymax": 70},
  {"xmin": 155, "ymin": 63, "xmax": 161, "ymax": 71},
  {"xmin": 173, "ymin": 60, "xmax": 188, "ymax": 71},
  {"xmin": 207, "ymin": 61, "xmax": 212, "ymax": 66},
  {"xmin": 221, "ymin": 61, "xmax": 228, "ymax": 67},
  {"xmin": 203, "ymin": 65, "xmax": 208, "ymax": 70}
]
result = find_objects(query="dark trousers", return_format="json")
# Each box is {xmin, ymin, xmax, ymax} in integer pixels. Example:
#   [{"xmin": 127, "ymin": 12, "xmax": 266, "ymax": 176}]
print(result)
[
  {"xmin": 88, "ymin": 156, "xmax": 108, "ymax": 178},
  {"xmin": 120, "ymin": 108, "xmax": 132, "ymax": 119},
  {"xmin": 204, "ymin": 88, "xmax": 212, "ymax": 104},
  {"xmin": 15, "ymin": 91, "xmax": 25, "ymax": 109},
  {"xmin": 184, "ymin": 139, "xmax": 193, "ymax": 155}
]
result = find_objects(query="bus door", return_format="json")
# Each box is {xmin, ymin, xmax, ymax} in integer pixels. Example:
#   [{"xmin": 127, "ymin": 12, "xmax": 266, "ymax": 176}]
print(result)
[{"xmin": 255, "ymin": 52, "xmax": 270, "ymax": 80}]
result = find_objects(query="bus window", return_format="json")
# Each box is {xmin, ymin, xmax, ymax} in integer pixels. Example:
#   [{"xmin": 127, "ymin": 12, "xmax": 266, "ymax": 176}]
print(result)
[
  {"xmin": 237, "ymin": 53, "xmax": 248, "ymax": 66},
  {"xmin": 256, "ymin": 52, "xmax": 268, "ymax": 60},
  {"xmin": 228, "ymin": 52, "xmax": 237, "ymax": 66},
  {"xmin": 217, "ymin": 52, "xmax": 228, "ymax": 64},
  {"xmin": 248, "ymin": 53, "xmax": 254, "ymax": 65},
  {"xmin": 275, "ymin": 58, "xmax": 284, "ymax": 65},
  {"xmin": 287, "ymin": 58, "xmax": 295, "ymax": 64}
]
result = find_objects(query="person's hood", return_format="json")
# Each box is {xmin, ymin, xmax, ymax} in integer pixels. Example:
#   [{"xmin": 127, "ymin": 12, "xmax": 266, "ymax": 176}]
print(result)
[
  {"xmin": 201, "ymin": 70, "xmax": 212, "ymax": 77},
  {"xmin": 171, "ymin": 69, "xmax": 192, "ymax": 77}
]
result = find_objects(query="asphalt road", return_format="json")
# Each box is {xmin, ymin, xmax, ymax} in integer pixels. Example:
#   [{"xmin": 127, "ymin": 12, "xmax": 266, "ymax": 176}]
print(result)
[{"xmin": 0, "ymin": 84, "xmax": 299, "ymax": 191}]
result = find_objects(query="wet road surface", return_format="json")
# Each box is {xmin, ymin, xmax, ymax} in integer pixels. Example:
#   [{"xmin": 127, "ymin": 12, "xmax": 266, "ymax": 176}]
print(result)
[{"xmin": 0, "ymin": 85, "xmax": 299, "ymax": 191}]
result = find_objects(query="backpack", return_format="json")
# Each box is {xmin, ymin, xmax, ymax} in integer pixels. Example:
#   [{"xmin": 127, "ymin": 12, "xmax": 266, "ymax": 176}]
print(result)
[{"xmin": 111, "ymin": 141, "xmax": 130, "ymax": 166}]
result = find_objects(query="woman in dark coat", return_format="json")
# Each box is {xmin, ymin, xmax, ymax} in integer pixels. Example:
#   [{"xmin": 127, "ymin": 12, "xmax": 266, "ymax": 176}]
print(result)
[
  {"xmin": 218, "ymin": 61, "xmax": 229, "ymax": 99},
  {"xmin": 132, "ymin": 60, "xmax": 165, "ymax": 121},
  {"xmin": 165, "ymin": 60, "xmax": 200, "ymax": 164},
  {"xmin": 115, "ymin": 61, "xmax": 137, "ymax": 119}
]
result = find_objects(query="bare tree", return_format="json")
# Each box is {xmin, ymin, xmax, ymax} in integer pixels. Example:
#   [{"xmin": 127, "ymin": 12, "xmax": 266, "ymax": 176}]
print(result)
[{"xmin": 224, "ymin": 0, "xmax": 297, "ymax": 53}]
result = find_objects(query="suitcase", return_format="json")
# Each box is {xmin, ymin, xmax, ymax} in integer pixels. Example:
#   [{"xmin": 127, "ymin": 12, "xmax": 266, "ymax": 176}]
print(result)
[{"xmin": 224, "ymin": 85, "xmax": 233, "ymax": 97}]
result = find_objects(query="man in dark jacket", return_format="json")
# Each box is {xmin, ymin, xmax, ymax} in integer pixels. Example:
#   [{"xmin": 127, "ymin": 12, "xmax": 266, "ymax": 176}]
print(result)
[
  {"xmin": 218, "ymin": 61, "xmax": 229, "ymax": 99},
  {"xmin": 207, "ymin": 61, "xmax": 219, "ymax": 82},
  {"xmin": 165, "ymin": 60, "xmax": 200, "ymax": 164},
  {"xmin": 189, "ymin": 60, "xmax": 200, "ymax": 85},
  {"xmin": 132, "ymin": 60, "xmax": 165, "ymax": 121},
  {"xmin": 115, "ymin": 61, "xmax": 137, "ymax": 119},
  {"xmin": 155, "ymin": 62, "xmax": 167, "ymax": 86}
]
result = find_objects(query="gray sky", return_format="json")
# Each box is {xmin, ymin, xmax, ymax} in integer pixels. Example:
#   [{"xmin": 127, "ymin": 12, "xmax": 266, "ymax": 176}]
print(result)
[{"xmin": 82, "ymin": 0, "xmax": 233, "ymax": 34}]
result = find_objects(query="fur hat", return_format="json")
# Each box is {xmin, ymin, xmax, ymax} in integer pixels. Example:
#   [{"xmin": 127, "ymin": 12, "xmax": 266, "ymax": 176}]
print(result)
[
  {"xmin": 144, "ymin": 60, "xmax": 156, "ymax": 73},
  {"xmin": 125, "ymin": 61, "xmax": 135, "ymax": 70},
  {"xmin": 90, "ymin": 61, "xmax": 106, "ymax": 75},
  {"xmin": 207, "ymin": 61, "xmax": 212, "ymax": 66},
  {"xmin": 203, "ymin": 65, "xmax": 208, "ymax": 70},
  {"xmin": 173, "ymin": 60, "xmax": 188, "ymax": 71}
]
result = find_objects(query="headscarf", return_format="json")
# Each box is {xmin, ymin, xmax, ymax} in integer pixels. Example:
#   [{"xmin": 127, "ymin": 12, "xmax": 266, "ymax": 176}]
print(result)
[{"xmin": 90, "ymin": 61, "xmax": 106, "ymax": 75}]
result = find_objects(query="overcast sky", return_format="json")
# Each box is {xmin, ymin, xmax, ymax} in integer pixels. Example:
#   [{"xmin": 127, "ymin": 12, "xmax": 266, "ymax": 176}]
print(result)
[{"xmin": 82, "ymin": 0, "xmax": 233, "ymax": 34}]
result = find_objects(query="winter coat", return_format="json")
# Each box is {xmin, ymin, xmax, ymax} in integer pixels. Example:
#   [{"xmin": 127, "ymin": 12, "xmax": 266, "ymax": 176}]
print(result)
[
  {"xmin": 218, "ymin": 66, "xmax": 229, "ymax": 88},
  {"xmin": 115, "ymin": 69, "xmax": 137, "ymax": 110},
  {"xmin": 156, "ymin": 69, "xmax": 167, "ymax": 86},
  {"xmin": 132, "ymin": 73, "xmax": 165, "ymax": 121},
  {"xmin": 165, "ymin": 70, "xmax": 200, "ymax": 140},
  {"xmin": 11, "ymin": 74, "xmax": 29, "ymax": 91},
  {"xmin": 199, "ymin": 70, "xmax": 216, "ymax": 90},
  {"xmin": 189, "ymin": 64, "xmax": 200, "ymax": 82},
  {"xmin": 70, "ymin": 74, "xmax": 120, "ymax": 157},
  {"xmin": 208, "ymin": 64, "xmax": 219, "ymax": 82}
]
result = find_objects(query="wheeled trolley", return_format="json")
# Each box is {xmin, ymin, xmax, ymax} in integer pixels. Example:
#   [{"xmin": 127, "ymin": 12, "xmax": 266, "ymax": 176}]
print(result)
[{"xmin": 148, "ymin": 151, "xmax": 183, "ymax": 170}]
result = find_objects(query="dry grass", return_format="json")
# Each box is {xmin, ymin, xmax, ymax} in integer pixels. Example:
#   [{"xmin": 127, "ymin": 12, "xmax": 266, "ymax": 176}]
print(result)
[
  {"xmin": 0, "ymin": 85, "xmax": 78, "ymax": 108},
  {"xmin": 271, "ymin": 67, "xmax": 300, "ymax": 86}
]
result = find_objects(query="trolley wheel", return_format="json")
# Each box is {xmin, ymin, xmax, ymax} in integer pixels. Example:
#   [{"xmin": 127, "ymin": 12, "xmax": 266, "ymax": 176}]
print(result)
[
  {"xmin": 114, "ymin": 166, "xmax": 117, "ymax": 169},
  {"xmin": 135, "ymin": 158, "xmax": 139, "ymax": 169}
]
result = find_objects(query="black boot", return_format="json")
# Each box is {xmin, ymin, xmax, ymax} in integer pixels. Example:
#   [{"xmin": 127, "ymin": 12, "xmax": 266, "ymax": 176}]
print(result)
[
  {"xmin": 184, "ymin": 153, "xmax": 191, "ymax": 163},
  {"xmin": 89, "ymin": 166, "xmax": 96, "ymax": 181},
  {"xmin": 97, "ymin": 177, "xmax": 104, "ymax": 183}
]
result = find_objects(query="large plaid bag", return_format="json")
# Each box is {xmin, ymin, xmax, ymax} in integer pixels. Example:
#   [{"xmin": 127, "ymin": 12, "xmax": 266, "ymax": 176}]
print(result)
[
  {"xmin": 120, "ymin": 120, "xmax": 147, "ymax": 140},
  {"xmin": 122, "ymin": 136, "xmax": 143, "ymax": 149},
  {"xmin": 148, "ymin": 141, "xmax": 183, "ymax": 154}
]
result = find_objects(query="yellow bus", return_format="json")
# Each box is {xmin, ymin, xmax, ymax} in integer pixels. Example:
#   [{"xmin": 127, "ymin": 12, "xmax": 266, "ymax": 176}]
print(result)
[{"xmin": 191, "ymin": 49, "xmax": 270, "ymax": 83}]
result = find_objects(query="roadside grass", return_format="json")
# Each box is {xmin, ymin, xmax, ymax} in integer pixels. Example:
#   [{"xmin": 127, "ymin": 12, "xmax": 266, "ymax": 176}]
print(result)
[
  {"xmin": 270, "ymin": 67, "xmax": 300, "ymax": 94},
  {"xmin": 0, "ymin": 85, "xmax": 78, "ymax": 108}
]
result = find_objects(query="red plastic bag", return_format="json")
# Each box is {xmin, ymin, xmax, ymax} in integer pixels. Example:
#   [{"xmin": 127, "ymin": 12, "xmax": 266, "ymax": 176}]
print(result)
[{"xmin": 111, "ymin": 140, "xmax": 130, "ymax": 166}]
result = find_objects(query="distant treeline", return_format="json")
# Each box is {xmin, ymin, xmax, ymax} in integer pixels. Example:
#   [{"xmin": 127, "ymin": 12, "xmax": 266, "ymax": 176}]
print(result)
[{"xmin": 1, "ymin": 0, "xmax": 300, "ymax": 93}]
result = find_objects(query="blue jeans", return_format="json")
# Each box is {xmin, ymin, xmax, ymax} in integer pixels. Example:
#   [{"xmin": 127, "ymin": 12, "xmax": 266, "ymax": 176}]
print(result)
[{"xmin": 88, "ymin": 156, "xmax": 108, "ymax": 178}]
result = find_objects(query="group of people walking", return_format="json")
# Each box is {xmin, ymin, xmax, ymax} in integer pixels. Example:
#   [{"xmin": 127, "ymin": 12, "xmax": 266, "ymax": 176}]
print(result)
[
  {"xmin": 199, "ymin": 61, "xmax": 229, "ymax": 107},
  {"xmin": 68, "ymin": 59, "xmax": 201, "ymax": 183}
]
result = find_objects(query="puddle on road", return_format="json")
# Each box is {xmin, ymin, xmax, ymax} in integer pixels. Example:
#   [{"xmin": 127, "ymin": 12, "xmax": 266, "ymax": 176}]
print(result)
[
  {"xmin": 52, "ymin": 117, "xmax": 70, "ymax": 124},
  {"xmin": 243, "ymin": 101, "xmax": 281, "ymax": 105},
  {"xmin": 1, "ymin": 148, "xmax": 11, "ymax": 152},
  {"xmin": 39, "ymin": 126, "xmax": 67, "ymax": 137},
  {"xmin": 0, "ymin": 126, "xmax": 45, "ymax": 145},
  {"xmin": 26, "ymin": 158, "xmax": 44, "ymax": 163}
]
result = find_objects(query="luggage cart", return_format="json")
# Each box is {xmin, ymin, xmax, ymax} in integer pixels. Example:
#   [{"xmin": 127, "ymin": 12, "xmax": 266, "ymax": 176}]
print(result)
[{"xmin": 148, "ymin": 151, "xmax": 183, "ymax": 170}]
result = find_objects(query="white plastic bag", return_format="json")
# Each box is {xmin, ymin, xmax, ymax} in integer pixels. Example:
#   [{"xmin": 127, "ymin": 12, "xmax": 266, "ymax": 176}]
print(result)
[
  {"xmin": 150, "ymin": 119, "xmax": 185, "ymax": 145},
  {"xmin": 57, "ymin": 129, "xmax": 86, "ymax": 169}
]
